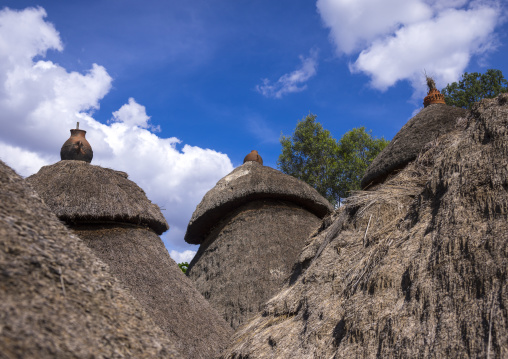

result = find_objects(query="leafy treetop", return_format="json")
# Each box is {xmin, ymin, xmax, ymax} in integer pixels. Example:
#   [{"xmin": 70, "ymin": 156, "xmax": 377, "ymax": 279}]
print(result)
[
  {"xmin": 278, "ymin": 114, "xmax": 388, "ymax": 206},
  {"xmin": 441, "ymin": 69, "xmax": 508, "ymax": 109}
]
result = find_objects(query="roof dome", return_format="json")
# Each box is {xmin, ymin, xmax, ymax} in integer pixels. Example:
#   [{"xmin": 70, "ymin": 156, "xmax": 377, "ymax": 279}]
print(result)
[
  {"xmin": 361, "ymin": 104, "xmax": 466, "ymax": 189},
  {"xmin": 184, "ymin": 161, "xmax": 333, "ymax": 244},
  {"xmin": 27, "ymin": 160, "xmax": 168, "ymax": 234}
]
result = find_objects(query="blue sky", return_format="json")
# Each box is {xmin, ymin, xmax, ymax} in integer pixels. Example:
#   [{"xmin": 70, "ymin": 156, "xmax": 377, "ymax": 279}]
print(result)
[{"xmin": 0, "ymin": 0, "xmax": 507, "ymax": 262}]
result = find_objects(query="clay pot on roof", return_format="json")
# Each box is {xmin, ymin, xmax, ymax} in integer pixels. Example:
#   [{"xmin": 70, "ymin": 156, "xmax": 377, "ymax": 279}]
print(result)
[
  {"xmin": 185, "ymin": 154, "xmax": 333, "ymax": 329},
  {"xmin": 60, "ymin": 122, "xmax": 93, "ymax": 163},
  {"xmin": 27, "ymin": 132, "xmax": 232, "ymax": 359}
]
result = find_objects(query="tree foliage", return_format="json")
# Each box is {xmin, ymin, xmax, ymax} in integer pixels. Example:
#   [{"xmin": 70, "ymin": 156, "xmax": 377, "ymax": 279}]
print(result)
[
  {"xmin": 441, "ymin": 69, "xmax": 508, "ymax": 109},
  {"xmin": 278, "ymin": 114, "xmax": 388, "ymax": 206},
  {"xmin": 178, "ymin": 262, "xmax": 189, "ymax": 274},
  {"xmin": 337, "ymin": 127, "xmax": 388, "ymax": 198}
]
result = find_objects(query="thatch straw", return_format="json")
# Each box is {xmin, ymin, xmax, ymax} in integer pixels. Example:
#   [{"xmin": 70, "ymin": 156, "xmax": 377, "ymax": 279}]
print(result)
[
  {"xmin": 76, "ymin": 223, "xmax": 233, "ymax": 358},
  {"xmin": 27, "ymin": 160, "xmax": 168, "ymax": 234},
  {"xmin": 361, "ymin": 103, "xmax": 466, "ymax": 189},
  {"xmin": 27, "ymin": 160, "xmax": 232, "ymax": 358},
  {"xmin": 185, "ymin": 161, "xmax": 333, "ymax": 244},
  {"xmin": 0, "ymin": 160, "xmax": 180, "ymax": 358},
  {"xmin": 222, "ymin": 94, "xmax": 508, "ymax": 358},
  {"xmin": 187, "ymin": 199, "xmax": 322, "ymax": 329}
]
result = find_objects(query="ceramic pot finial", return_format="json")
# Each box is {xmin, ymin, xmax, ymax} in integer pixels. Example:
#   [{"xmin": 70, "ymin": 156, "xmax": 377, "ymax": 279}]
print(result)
[
  {"xmin": 243, "ymin": 150, "xmax": 263, "ymax": 165},
  {"xmin": 60, "ymin": 122, "xmax": 93, "ymax": 163}
]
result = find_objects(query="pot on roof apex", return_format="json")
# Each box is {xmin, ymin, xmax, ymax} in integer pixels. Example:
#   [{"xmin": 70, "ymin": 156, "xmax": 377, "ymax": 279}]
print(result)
[
  {"xmin": 424, "ymin": 77, "xmax": 446, "ymax": 107},
  {"xmin": 60, "ymin": 122, "xmax": 93, "ymax": 162},
  {"xmin": 243, "ymin": 150, "xmax": 263, "ymax": 165}
]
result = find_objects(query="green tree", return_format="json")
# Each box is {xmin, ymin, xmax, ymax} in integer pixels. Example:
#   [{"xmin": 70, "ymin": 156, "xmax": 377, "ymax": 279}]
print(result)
[
  {"xmin": 337, "ymin": 127, "xmax": 389, "ymax": 198},
  {"xmin": 278, "ymin": 114, "xmax": 340, "ymax": 205},
  {"xmin": 441, "ymin": 69, "xmax": 508, "ymax": 109},
  {"xmin": 278, "ymin": 114, "xmax": 388, "ymax": 206},
  {"xmin": 178, "ymin": 262, "xmax": 189, "ymax": 274}
]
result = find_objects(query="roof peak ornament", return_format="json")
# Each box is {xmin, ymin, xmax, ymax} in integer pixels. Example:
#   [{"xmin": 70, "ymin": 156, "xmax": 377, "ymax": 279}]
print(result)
[
  {"xmin": 243, "ymin": 150, "xmax": 263, "ymax": 165},
  {"xmin": 424, "ymin": 76, "xmax": 446, "ymax": 107},
  {"xmin": 60, "ymin": 122, "xmax": 93, "ymax": 163}
]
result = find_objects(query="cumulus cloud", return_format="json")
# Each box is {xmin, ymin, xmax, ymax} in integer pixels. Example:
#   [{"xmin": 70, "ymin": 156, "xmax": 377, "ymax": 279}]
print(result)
[
  {"xmin": 0, "ymin": 7, "xmax": 233, "ymax": 260},
  {"xmin": 169, "ymin": 250, "xmax": 197, "ymax": 264},
  {"xmin": 256, "ymin": 50, "xmax": 318, "ymax": 98},
  {"xmin": 317, "ymin": 0, "xmax": 503, "ymax": 93},
  {"xmin": 110, "ymin": 97, "xmax": 160, "ymax": 131}
]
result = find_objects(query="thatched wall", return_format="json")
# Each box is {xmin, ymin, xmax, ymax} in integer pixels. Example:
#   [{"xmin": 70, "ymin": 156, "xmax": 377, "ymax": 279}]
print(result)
[
  {"xmin": 75, "ymin": 224, "xmax": 233, "ymax": 359},
  {"xmin": 361, "ymin": 104, "xmax": 466, "ymax": 189},
  {"xmin": 27, "ymin": 160, "xmax": 168, "ymax": 234},
  {"xmin": 26, "ymin": 160, "xmax": 232, "ymax": 358},
  {"xmin": 185, "ymin": 161, "xmax": 333, "ymax": 244},
  {"xmin": 222, "ymin": 95, "xmax": 508, "ymax": 358},
  {"xmin": 0, "ymin": 160, "xmax": 180, "ymax": 358},
  {"xmin": 187, "ymin": 199, "xmax": 322, "ymax": 329}
]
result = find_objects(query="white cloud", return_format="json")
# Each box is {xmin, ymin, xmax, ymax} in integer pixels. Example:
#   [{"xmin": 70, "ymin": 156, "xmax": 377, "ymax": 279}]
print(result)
[
  {"xmin": 256, "ymin": 50, "xmax": 318, "ymax": 98},
  {"xmin": 317, "ymin": 0, "xmax": 432, "ymax": 54},
  {"xmin": 317, "ymin": 0, "xmax": 503, "ymax": 93},
  {"xmin": 169, "ymin": 250, "xmax": 197, "ymax": 264},
  {"xmin": 111, "ymin": 97, "xmax": 160, "ymax": 131},
  {"xmin": 0, "ymin": 7, "xmax": 233, "ymax": 253}
]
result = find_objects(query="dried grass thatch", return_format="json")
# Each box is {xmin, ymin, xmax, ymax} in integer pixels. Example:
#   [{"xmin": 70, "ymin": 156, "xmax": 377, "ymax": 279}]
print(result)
[
  {"xmin": 223, "ymin": 94, "xmax": 508, "ymax": 358},
  {"xmin": 27, "ymin": 160, "xmax": 233, "ymax": 358},
  {"xmin": 185, "ymin": 161, "xmax": 333, "ymax": 244},
  {"xmin": 361, "ymin": 103, "xmax": 466, "ymax": 189},
  {"xmin": 76, "ymin": 223, "xmax": 233, "ymax": 359},
  {"xmin": 0, "ymin": 159, "xmax": 180, "ymax": 358},
  {"xmin": 188, "ymin": 199, "xmax": 322, "ymax": 330},
  {"xmin": 27, "ymin": 160, "xmax": 168, "ymax": 234}
]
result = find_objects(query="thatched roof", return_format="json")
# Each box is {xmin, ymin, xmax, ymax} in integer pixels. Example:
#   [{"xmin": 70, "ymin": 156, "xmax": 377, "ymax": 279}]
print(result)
[
  {"xmin": 360, "ymin": 103, "xmax": 466, "ymax": 189},
  {"xmin": 222, "ymin": 94, "xmax": 508, "ymax": 358},
  {"xmin": 0, "ymin": 159, "xmax": 180, "ymax": 358},
  {"xmin": 76, "ymin": 223, "xmax": 233, "ymax": 358},
  {"xmin": 187, "ymin": 199, "xmax": 322, "ymax": 329},
  {"xmin": 27, "ymin": 160, "xmax": 168, "ymax": 234},
  {"xmin": 185, "ymin": 161, "xmax": 333, "ymax": 244}
]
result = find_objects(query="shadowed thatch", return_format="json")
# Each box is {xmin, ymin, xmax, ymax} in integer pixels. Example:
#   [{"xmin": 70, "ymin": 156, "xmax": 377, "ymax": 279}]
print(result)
[
  {"xmin": 75, "ymin": 224, "xmax": 233, "ymax": 359},
  {"xmin": 27, "ymin": 160, "xmax": 168, "ymax": 234},
  {"xmin": 222, "ymin": 94, "xmax": 508, "ymax": 358},
  {"xmin": 360, "ymin": 104, "xmax": 466, "ymax": 189},
  {"xmin": 27, "ymin": 160, "xmax": 233, "ymax": 359},
  {"xmin": 185, "ymin": 161, "xmax": 333, "ymax": 244},
  {"xmin": 186, "ymin": 161, "xmax": 333, "ymax": 329},
  {"xmin": 0, "ymin": 160, "xmax": 180, "ymax": 358}
]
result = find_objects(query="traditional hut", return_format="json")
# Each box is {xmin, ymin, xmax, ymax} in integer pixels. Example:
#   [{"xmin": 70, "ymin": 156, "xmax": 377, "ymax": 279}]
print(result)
[
  {"xmin": 360, "ymin": 81, "xmax": 466, "ymax": 189},
  {"xmin": 27, "ymin": 125, "xmax": 232, "ymax": 359},
  {"xmin": 0, "ymin": 159, "xmax": 180, "ymax": 358},
  {"xmin": 222, "ymin": 95, "xmax": 508, "ymax": 358},
  {"xmin": 185, "ymin": 152, "xmax": 334, "ymax": 329}
]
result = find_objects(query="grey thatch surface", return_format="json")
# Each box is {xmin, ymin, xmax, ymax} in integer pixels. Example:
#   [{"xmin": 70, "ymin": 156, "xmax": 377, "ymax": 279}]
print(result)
[
  {"xmin": 75, "ymin": 224, "xmax": 233, "ymax": 359},
  {"xmin": 361, "ymin": 104, "xmax": 466, "ymax": 189},
  {"xmin": 26, "ymin": 160, "xmax": 168, "ymax": 234},
  {"xmin": 222, "ymin": 94, "xmax": 508, "ymax": 358},
  {"xmin": 188, "ymin": 199, "xmax": 322, "ymax": 329},
  {"xmin": 185, "ymin": 161, "xmax": 333, "ymax": 244},
  {"xmin": 0, "ymin": 160, "xmax": 180, "ymax": 358}
]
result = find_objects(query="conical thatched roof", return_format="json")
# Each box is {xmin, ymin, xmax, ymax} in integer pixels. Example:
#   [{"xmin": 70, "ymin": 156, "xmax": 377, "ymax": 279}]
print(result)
[
  {"xmin": 26, "ymin": 160, "xmax": 168, "ymax": 235},
  {"xmin": 361, "ymin": 104, "xmax": 466, "ymax": 189},
  {"xmin": 186, "ymin": 161, "xmax": 333, "ymax": 329},
  {"xmin": 0, "ymin": 159, "xmax": 180, "ymax": 358},
  {"xmin": 222, "ymin": 94, "xmax": 508, "ymax": 358},
  {"xmin": 27, "ymin": 159, "xmax": 233, "ymax": 358},
  {"xmin": 185, "ymin": 161, "xmax": 333, "ymax": 244},
  {"xmin": 76, "ymin": 224, "xmax": 233, "ymax": 358}
]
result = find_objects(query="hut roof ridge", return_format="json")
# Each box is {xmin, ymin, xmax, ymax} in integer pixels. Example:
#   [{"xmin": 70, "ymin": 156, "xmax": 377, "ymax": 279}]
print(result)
[{"xmin": 27, "ymin": 160, "xmax": 168, "ymax": 234}]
